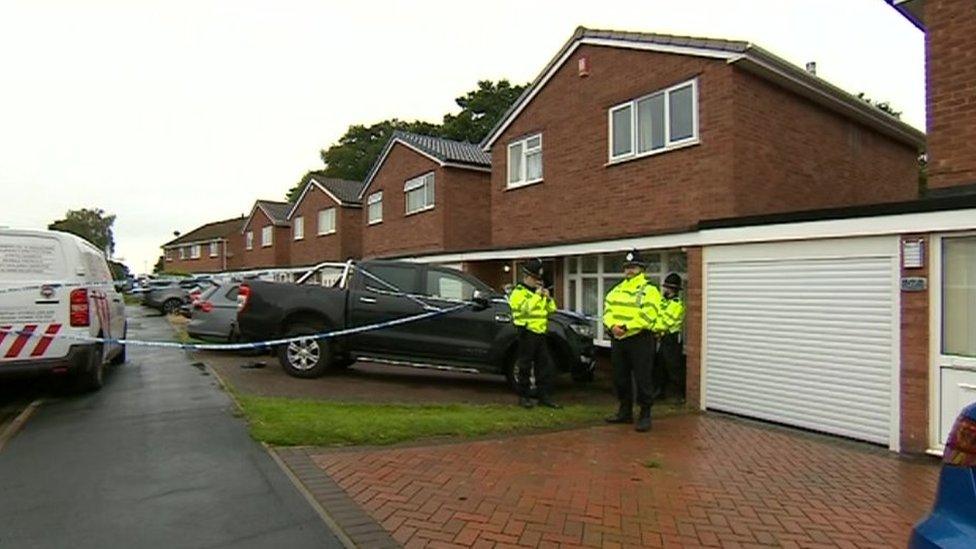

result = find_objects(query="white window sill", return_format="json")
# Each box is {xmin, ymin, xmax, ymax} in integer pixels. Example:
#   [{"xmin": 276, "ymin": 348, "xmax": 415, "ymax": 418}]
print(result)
[
  {"xmin": 505, "ymin": 178, "xmax": 543, "ymax": 191},
  {"xmin": 245, "ymin": 247, "xmax": 253, "ymax": 251},
  {"xmin": 607, "ymin": 139, "xmax": 700, "ymax": 167},
  {"xmin": 368, "ymin": 220, "xmax": 382, "ymax": 226},
  {"xmin": 209, "ymin": 254, "xmax": 218, "ymax": 258},
  {"xmin": 317, "ymin": 231, "xmax": 336, "ymax": 236},
  {"xmin": 405, "ymin": 205, "xmax": 435, "ymax": 217},
  {"xmin": 261, "ymin": 244, "xmax": 272, "ymax": 248}
]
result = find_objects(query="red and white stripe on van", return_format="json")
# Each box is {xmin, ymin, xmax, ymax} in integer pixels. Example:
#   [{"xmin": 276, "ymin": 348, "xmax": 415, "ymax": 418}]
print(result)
[{"xmin": 0, "ymin": 323, "xmax": 63, "ymax": 360}]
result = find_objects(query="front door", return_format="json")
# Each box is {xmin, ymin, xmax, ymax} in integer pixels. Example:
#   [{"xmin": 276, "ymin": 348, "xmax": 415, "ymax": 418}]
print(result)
[{"xmin": 936, "ymin": 234, "xmax": 976, "ymax": 446}]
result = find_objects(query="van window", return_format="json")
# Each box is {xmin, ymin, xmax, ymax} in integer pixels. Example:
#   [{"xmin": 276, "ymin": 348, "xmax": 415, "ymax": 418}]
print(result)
[{"xmin": 0, "ymin": 234, "xmax": 68, "ymax": 281}]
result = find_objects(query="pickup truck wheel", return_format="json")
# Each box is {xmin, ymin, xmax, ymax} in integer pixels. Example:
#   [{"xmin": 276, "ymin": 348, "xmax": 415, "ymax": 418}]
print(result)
[{"xmin": 278, "ymin": 325, "xmax": 332, "ymax": 378}]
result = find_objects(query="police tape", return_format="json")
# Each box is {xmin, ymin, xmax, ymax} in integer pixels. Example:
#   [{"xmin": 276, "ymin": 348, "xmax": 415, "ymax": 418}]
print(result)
[{"xmin": 0, "ymin": 303, "xmax": 470, "ymax": 351}]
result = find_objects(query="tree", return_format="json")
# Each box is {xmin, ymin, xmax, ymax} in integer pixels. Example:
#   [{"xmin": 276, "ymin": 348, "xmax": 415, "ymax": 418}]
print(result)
[
  {"xmin": 856, "ymin": 92, "xmax": 902, "ymax": 119},
  {"xmin": 152, "ymin": 256, "xmax": 165, "ymax": 274},
  {"xmin": 107, "ymin": 260, "xmax": 131, "ymax": 281},
  {"xmin": 440, "ymin": 79, "xmax": 527, "ymax": 143},
  {"xmin": 48, "ymin": 208, "xmax": 116, "ymax": 255}
]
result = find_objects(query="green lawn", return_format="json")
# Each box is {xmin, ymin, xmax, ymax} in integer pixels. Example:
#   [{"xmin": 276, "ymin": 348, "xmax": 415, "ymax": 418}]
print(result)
[{"xmin": 235, "ymin": 394, "xmax": 630, "ymax": 447}]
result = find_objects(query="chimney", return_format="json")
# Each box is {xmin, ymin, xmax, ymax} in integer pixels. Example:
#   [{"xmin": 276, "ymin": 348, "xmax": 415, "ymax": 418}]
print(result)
[{"xmin": 805, "ymin": 61, "xmax": 817, "ymax": 75}]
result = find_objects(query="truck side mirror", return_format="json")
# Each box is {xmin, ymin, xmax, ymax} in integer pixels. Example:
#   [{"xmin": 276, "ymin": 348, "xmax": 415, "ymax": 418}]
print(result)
[{"xmin": 471, "ymin": 290, "xmax": 490, "ymax": 311}]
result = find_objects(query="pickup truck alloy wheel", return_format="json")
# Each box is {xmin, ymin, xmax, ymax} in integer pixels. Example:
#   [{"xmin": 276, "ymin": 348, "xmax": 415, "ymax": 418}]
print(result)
[
  {"xmin": 286, "ymin": 339, "xmax": 320, "ymax": 371},
  {"xmin": 277, "ymin": 323, "xmax": 333, "ymax": 378}
]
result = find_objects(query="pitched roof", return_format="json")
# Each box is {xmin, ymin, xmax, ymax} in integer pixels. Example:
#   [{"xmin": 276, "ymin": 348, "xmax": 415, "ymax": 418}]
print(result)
[
  {"xmin": 358, "ymin": 131, "xmax": 492, "ymax": 199},
  {"xmin": 287, "ymin": 174, "xmax": 365, "ymax": 219},
  {"xmin": 163, "ymin": 216, "xmax": 245, "ymax": 247},
  {"xmin": 242, "ymin": 200, "xmax": 292, "ymax": 232},
  {"xmin": 482, "ymin": 26, "xmax": 925, "ymax": 150}
]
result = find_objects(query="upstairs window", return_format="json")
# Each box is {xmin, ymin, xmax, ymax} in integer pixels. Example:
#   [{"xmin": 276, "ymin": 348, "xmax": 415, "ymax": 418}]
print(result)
[
  {"xmin": 609, "ymin": 79, "xmax": 698, "ymax": 162},
  {"xmin": 179, "ymin": 247, "xmax": 186, "ymax": 260},
  {"xmin": 245, "ymin": 231, "xmax": 254, "ymax": 250},
  {"xmin": 404, "ymin": 172, "xmax": 435, "ymax": 214},
  {"xmin": 507, "ymin": 133, "xmax": 543, "ymax": 188},
  {"xmin": 293, "ymin": 216, "xmax": 304, "ymax": 240},
  {"xmin": 367, "ymin": 192, "xmax": 383, "ymax": 225},
  {"xmin": 209, "ymin": 242, "xmax": 219, "ymax": 257},
  {"xmin": 165, "ymin": 250, "xmax": 172, "ymax": 262},
  {"xmin": 317, "ymin": 208, "xmax": 336, "ymax": 235},
  {"xmin": 261, "ymin": 226, "xmax": 273, "ymax": 247},
  {"xmin": 190, "ymin": 244, "xmax": 201, "ymax": 259}
]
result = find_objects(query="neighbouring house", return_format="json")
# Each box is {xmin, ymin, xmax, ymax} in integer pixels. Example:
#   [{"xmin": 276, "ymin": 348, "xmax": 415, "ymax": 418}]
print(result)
[
  {"xmin": 161, "ymin": 216, "xmax": 245, "ymax": 274},
  {"xmin": 239, "ymin": 200, "xmax": 292, "ymax": 269},
  {"xmin": 358, "ymin": 131, "xmax": 492, "ymax": 261},
  {"xmin": 287, "ymin": 173, "xmax": 365, "ymax": 267}
]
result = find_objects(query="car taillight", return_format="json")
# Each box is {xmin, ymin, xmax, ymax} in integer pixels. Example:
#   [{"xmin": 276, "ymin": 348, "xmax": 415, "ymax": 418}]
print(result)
[
  {"xmin": 237, "ymin": 284, "xmax": 250, "ymax": 312},
  {"xmin": 190, "ymin": 291, "xmax": 202, "ymax": 303},
  {"xmin": 944, "ymin": 415, "xmax": 976, "ymax": 467},
  {"xmin": 200, "ymin": 301, "xmax": 214, "ymax": 313},
  {"xmin": 70, "ymin": 288, "xmax": 90, "ymax": 327}
]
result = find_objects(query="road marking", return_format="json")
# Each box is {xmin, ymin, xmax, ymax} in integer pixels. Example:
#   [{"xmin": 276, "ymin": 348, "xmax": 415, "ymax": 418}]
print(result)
[{"xmin": 0, "ymin": 398, "xmax": 43, "ymax": 453}]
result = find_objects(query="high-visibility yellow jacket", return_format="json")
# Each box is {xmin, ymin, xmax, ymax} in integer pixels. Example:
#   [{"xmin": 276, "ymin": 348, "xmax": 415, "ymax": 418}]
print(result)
[
  {"xmin": 508, "ymin": 283, "xmax": 556, "ymax": 335},
  {"xmin": 655, "ymin": 296, "xmax": 686, "ymax": 335},
  {"xmin": 603, "ymin": 273, "xmax": 662, "ymax": 339}
]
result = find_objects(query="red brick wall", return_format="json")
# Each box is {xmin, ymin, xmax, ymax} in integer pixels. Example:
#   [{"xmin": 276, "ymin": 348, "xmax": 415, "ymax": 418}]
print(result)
[
  {"xmin": 463, "ymin": 260, "xmax": 509, "ymax": 293},
  {"xmin": 443, "ymin": 167, "xmax": 491, "ymax": 251},
  {"xmin": 489, "ymin": 45, "xmax": 736, "ymax": 249},
  {"xmin": 289, "ymin": 185, "xmax": 363, "ymax": 266},
  {"xmin": 900, "ymin": 234, "xmax": 930, "ymax": 453},
  {"xmin": 684, "ymin": 247, "xmax": 703, "ymax": 408},
  {"xmin": 362, "ymin": 143, "xmax": 445, "ymax": 258},
  {"xmin": 926, "ymin": 0, "xmax": 976, "ymax": 190},
  {"xmin": 239, "ymin": 208, "xmax": 290, "ymax": 269},
  {"xmin": 163, "ymin": 241, "xmax": 228, "ymax": 273},
  {"xmin": 225, "ymin": 231, "xmax": 245, "ymax": 271},
  {"xmin": 732, "ymin": 70, "xmax": 919, "ymax": 213}
]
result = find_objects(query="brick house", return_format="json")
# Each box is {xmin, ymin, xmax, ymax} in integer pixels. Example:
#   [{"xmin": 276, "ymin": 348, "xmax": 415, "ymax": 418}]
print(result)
[
  {"xmin": 239, "ymin": 200, "xmax": 292, "ymax": 269},
  {"xmin": 287, "ymin": 173, "xmax": 365, "ymax": 267},
  {"xmin": 161, "ymin": 216, "xmax": 244, "ymax": 274},
  {"xmin": 358, "ymin": 131, "xmax": 492, "ymax": 260}
]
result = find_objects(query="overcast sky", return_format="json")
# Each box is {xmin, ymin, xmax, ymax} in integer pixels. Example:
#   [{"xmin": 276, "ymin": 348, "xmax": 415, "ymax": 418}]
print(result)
[{"xmin": 0, "ymin": 0, "xmax": 923, "ymax": 274}]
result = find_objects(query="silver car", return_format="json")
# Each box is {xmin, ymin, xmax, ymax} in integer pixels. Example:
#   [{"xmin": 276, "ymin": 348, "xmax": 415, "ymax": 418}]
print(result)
[{"xmin": 187, "ymin": 283, "xmax": 240, "ymax": 341}]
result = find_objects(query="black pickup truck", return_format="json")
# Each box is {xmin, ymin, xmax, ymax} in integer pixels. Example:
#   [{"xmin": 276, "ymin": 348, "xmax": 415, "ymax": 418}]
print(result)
[{"xmin": 236, "ymin": 260, "xmax": 596, "ymax": 390}]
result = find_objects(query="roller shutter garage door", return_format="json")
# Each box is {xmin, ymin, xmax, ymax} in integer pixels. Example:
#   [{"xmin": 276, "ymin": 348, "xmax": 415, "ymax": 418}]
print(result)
[{"xmin": 704, "ymin": 238, "xmax": 898, "ymax": 446}]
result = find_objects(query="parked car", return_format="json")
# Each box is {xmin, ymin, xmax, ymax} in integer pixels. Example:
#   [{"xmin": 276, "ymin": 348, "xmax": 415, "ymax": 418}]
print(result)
[
  {"xmin": 910, "ymin": 402, "xmax": 976, "ymax": 548},
  {"xmin": 235, "ymin": 260, "xmax": 596, "ymax": 390},
  {"xmin": 143, "ymin": 278, "xmax": 215, "ymax": 315},
  {"xmin": 186, "ymin": 283, "xmax": 241, "ymax": 341},
  {"xmin": 0, "ymin": 228, "xmax": 126, "ymax": 391}
]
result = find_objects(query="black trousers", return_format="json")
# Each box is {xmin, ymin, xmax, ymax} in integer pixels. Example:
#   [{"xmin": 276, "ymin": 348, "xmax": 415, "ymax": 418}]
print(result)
[
  {"xmin": 611, "ymin": 331, "xmax": 656, "ymax": 409},
  {"xmin": 654, "ymin": 332, "xmax": 685, "ymax": 399},
  {"xmin": 515, "ymin": 328, "xmax": 554, "ymax": 399}
]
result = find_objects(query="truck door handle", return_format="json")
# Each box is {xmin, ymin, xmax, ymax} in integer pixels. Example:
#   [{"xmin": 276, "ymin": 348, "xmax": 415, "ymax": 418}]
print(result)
[
  {"xmin": 359, "ymin": 297, "xmax": 377, "ymax": 304},
  {"xmin": 495, "ymin": 314, "xmax": 511, "ymax": 323}
]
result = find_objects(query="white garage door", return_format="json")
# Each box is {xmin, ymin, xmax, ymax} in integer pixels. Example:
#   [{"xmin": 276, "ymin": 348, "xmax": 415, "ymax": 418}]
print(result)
[{"xmin": 704, "ymin": 238, "xmax": 898, "ymax": 446}]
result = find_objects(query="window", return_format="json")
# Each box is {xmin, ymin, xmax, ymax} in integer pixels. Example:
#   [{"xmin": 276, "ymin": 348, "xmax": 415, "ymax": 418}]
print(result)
[
  {"xmin": 165, "ymin": 250, "xmax": 172, "ymax": 262},
  {"xmin": 367, "ymin": 192, "xmax": 383, "ymax": 225},
  {"xmin": 179, "ymin": 247, "xmax": 186, "ymax": 260},
  {"xmin": 507, "ymin": 134, "xmax": 543, "ymax": 188},
  {"xmin": 943, "ymin": 236, "xmax": 976, "ymax": 357},
  {"xmin": 190, "ymin": 244, "xmax": 201, "ymax": 259},
  {"xmin": 245, "ymin": 231, "xmax": 253, "ymax": 250},
  {"xmin": 261, "ymin": 226, "xmax": 273, "ymax": 247},
  {"xmin": 426, "ymin": 270, "xmax": 478, "ymax": 301},
  {"xmin": 362, "ymin": 263, "xmax": 417, "ymax": 293},
  {"xmin": 317, "ymin": 208, "xmax": 336, "ymax": 235},
  {"xmin": 404, "ymin": 172, "xmax": 435, "ymax": 214},
  {"xmin": 293, "ymin": 216, "xmax": 304, "ymax": 240},
  {"xmin": 209, "ymin": 242, "xmax": 219, "ymax": 257},
  {"xmin": 609, "ymin": 79, "xmax": 698, "ymax": 162}
]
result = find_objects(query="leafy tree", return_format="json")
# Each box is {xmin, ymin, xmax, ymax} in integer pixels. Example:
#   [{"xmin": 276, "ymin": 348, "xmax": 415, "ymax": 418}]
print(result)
[
  {"xmin": 48, "ymin": 208, "xmax": 116, "ymax": 255},
  {"xmin": 440, "ymin": 79, "xmax": 527, "ymax": 143},
  {"xmin": 856, "ymin": 92, "xmax": 902, "ymax": 119},
  {"xmin": 152, "ymin": 256, "xmax": 165, "ymax": 274},
  {"xmin": 107, "ymin": 260, "xmax": 131, "ymax": 281},
  {"xmin": 319, "ymin": 119, "xmax": 442, "ymax": 182}
]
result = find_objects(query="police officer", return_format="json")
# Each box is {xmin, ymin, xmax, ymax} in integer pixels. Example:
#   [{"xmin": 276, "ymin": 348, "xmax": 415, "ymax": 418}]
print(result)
[
  {"xmin": 603, "ymin": 250, "xmax": 662, "ymax": 432},
  {"xmin": 508, "ymin": 258, "xmax": 560, "ymax": 409},
  {"xmin": 653, "ymin": 273, "xmax": 686, "ymax": 402}
]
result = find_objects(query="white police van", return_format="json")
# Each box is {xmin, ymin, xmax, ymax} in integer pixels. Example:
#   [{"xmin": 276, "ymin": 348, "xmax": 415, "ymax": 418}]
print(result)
[{"xmin": 0, "ymin": 228, "xmax": 126, "ymax": 391}]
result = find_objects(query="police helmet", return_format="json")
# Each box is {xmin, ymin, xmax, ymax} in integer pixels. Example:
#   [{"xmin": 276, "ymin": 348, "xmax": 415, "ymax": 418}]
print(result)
[
  {"xmin": 521, "ymin": 258, "xmax": 545, "ymax": 279},
  {"xmin": 664, "ymin": 273, "xmax": 682, "ymax": 290},
  {"xmin": 622, "ymin": 249, "xmax": 646, "ymax": 269}
]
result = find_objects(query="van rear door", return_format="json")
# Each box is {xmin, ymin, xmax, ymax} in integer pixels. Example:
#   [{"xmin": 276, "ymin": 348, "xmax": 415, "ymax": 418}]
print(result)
[{"xmin": 0, "ymin": 232, "xmax": 72, "ymax": 362}]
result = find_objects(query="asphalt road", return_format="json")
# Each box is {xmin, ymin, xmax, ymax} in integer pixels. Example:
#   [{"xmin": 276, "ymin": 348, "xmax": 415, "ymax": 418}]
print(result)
[{"xmin": 0, "ymin": 307, "xmax": 342, "ymax": 549}]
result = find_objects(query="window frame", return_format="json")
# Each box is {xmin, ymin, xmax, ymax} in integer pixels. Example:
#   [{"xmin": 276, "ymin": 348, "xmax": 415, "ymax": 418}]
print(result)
[
  {"xmin": 404, "ymin": 172, "xmax": 436, "ymax": 215},
  {"xmin": 317, "ymin": 208, "xmax": 336, "ymax": 236},
  {"xmin": 209, "ymin": 241, "xmax": 219, "ymax": 257},
  {"xmin": 261, "ymin": 225, "xmax": 273, "ymax": 247},
  {"xmin": 608, "ymin": 78, "xmax": 699, "ymax": 164},
  {"xmin": 164, "ymin": 249, "xmax": 173, "ymax": 262},
  {"xmin": 367, "ymin": 192, "xmax": 383, "ymax": 225},
  {"xmin": 506, "ymin": 133, "xmax": 543, "ymax": 189},
  {"xmin": 179, "ymin": 247, "xmax": 186, "ymax": 260},
  {"xmin": 245, "ymin": 231, "xmax": 253, "ymax": 250},
  {"xmin": 293, "ymin": 216, "xmax": 304, "ymax": 240}
]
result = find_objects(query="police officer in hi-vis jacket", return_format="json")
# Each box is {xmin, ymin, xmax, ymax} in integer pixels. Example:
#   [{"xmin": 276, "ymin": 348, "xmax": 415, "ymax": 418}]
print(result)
[
  {"xmin": 508, "ymin": 258, "xmax": 560, "ymax": 410},
  {"xmin": 603, "ymin": 250, "xmax": 662, "ymax": 432},
  {"xmin": 653, "ymin": 273, "xmax": 687, "ymax": 402}
]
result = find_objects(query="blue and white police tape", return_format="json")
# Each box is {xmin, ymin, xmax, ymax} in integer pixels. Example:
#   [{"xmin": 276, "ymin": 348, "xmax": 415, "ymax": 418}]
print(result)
[{"xmin": 0, "ymin": 303, "xmax": 470, "ymax": 351}]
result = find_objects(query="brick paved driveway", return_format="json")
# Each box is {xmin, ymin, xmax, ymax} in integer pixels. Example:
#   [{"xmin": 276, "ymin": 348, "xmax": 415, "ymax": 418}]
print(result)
[{"xmin": 307, "ymin": 414, "xmax": 939, "ymax": 548}]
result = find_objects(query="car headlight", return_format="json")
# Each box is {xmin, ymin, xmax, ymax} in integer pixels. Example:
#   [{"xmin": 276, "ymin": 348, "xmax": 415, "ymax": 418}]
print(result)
[{"xmin": 569, "ymin": 323, "xmax": 594, "ymax": 338}]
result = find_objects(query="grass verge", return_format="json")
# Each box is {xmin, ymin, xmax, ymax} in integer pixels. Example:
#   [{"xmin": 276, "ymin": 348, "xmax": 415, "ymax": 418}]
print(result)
[{"xmin": 235, "ymin": 394, "xmax": 628, "ymax": 447}]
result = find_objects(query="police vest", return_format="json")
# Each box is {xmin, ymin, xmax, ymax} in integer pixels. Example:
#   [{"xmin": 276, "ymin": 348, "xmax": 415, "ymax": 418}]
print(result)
[
  {"xmin": 603, "ymin": 273, "xmax": 662, "ymax": 339},
  {"xmin": 508, "ymin": 284, "xmax": 556, "ymax": 335},
  {"xmin": 655, "ymin": 296, "xmax": 686, "ymax": 334}
]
